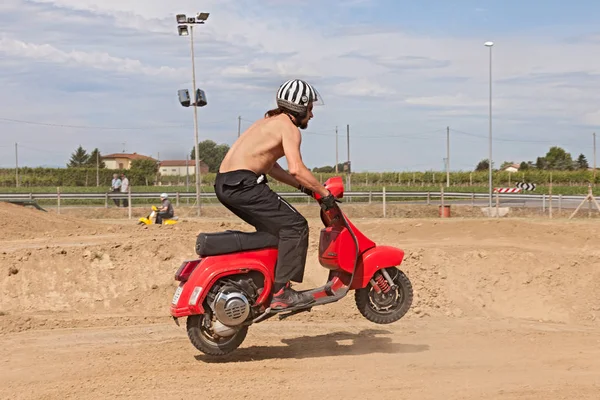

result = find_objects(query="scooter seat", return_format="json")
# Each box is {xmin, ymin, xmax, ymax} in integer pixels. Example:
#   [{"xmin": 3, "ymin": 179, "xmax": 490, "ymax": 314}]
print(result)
[
  {"xmin": 169, "ymin": 216, "xmax": 179, "ymax": 221},
  {"xmin": 195, "ymin": 230, "xmax": 278, "ymax": 257}
]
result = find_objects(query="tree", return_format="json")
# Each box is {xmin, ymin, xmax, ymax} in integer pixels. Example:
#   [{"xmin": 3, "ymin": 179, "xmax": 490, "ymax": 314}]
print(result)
[
  {"xmin": 190, "ymin": 140, "xmax": 230, "ymax": 172},
  {"xmin": 544, "ymin": 146, "xmax": 573, "ymax": 170},
  {"xmin": 85, "ymin": 148, "xmax": 106, "ymax": 169},
  {"xmin": 312, "ymin": 163, "xmax": 346, "ymax": 173},
  {"xmin": 536, "ymin": 156, "xmax": 547, "ymax": 170},
  {"xmin": 519, "ymin": 161, "xmax": 530, "ymax": 171},
  {"xmin": 130, "ymin": 159, "xmax": 159, "ymax": 183},
  {"xmin": 576, "ymin": 153, "xmax": 589, "ymax": 170},
  {"xmin": 67, "ymin": 145, "xmax": 89, "ymax": 168},
  {"xmin": 475, "ymin": 159, "xmax": 490, "ymax": 171}
]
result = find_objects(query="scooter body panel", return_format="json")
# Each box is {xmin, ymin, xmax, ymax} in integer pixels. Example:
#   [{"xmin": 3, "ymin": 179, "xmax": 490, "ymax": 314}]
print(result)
[
  {"xmin": 350, "ymin": 245, "xmax": 405, "ymax": 289},
  {"xmin": 170, "ymin": 248, "xmax": 278, "ymax": 317}
]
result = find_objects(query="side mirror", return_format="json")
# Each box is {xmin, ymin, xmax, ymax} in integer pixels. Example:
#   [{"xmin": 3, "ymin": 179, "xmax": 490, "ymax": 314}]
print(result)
[
  {"xmin": 178, "ymin": 89, "xmax": 191, "ymax": 107},
  {"xmin": 195, "ymin": 89, "xmax": 207, "ymax": 107}
]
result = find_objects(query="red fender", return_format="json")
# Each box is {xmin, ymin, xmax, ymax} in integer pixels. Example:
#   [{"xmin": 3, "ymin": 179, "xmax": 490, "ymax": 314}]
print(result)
[
  {"xmin": 170, "ymin": 249, "xmax": 277, "ymax": 317},
  {"xmin": 351, "ymin": 245, "xmax": 405, "ymax": 289}
]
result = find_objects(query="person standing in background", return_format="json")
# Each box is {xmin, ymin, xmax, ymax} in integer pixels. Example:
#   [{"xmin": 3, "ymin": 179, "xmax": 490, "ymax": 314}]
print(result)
[
  {"xmin": 111, "ymin": 173, "xmax": 121, "ymax": 207},
  {"xmin": 120, "ymin": 173, "xmax": 130, "ymax": 207}
]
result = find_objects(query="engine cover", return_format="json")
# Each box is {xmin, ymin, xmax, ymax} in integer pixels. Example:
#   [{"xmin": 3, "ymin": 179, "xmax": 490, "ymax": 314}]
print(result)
[{"xmin": 212, "ymin": 290, "xmax": 250, "ymax": 326}]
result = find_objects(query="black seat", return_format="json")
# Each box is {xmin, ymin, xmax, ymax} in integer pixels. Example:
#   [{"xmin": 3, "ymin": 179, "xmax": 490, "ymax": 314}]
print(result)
[{"xmin": 195, "ymin": 230, "xmax": 279, "ymax": 257}]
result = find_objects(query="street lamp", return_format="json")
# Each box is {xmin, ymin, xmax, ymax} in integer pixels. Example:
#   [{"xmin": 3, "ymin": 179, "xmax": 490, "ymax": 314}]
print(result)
[
  {"xmin": 176, "ymin": 12, "xmax": 210, "ymax": 217},
  {"xmin": 484, "ymin": 41, "xmax": 494, "ymax": 215}
]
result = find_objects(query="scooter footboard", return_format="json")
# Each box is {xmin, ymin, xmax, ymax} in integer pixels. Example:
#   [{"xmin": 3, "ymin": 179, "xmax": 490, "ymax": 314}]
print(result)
[{"xmin": 351, "ymin": 245, "xmax": 405, "ymax": 289}]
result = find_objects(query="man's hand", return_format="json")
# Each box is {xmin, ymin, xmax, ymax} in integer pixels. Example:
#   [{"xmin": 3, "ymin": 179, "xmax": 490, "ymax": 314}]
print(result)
[{"xmin": 319, "ymin": 193, "xmax": 338, "ymax": 211}]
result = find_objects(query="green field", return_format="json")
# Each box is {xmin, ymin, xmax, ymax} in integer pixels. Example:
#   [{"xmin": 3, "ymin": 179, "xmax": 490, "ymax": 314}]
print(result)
[{"xmin": 2, "ymin": 168, "xmax": 597, "ymax": 207}]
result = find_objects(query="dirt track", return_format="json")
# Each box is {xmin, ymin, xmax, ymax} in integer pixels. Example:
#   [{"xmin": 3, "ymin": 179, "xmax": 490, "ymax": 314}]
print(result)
[{"xmin": 2, "ymin": 202, "xmax": 600, "ymax": 399}]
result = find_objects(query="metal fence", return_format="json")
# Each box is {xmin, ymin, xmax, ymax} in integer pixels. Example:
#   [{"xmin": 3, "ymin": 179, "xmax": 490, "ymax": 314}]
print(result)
[{"xmin": 0, "ymin": 189, "xmax": 597, "ymax": 208}]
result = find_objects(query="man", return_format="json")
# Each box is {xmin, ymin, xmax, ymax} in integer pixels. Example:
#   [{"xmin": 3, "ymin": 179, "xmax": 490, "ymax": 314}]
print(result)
[
  {"xmin": 120, "ymin": 173, "xmax": 130, "ymax": 208},
  {"xmin": 215, "ymin": 79, "xmax": 337, "ymax": 311},
  {"xmin": 111, "ymin": 173, "xmax": 121, "ymax": 207},
  {"xmin": 156, "ymin": 193, "xmax": 174, "ymax": 224}
]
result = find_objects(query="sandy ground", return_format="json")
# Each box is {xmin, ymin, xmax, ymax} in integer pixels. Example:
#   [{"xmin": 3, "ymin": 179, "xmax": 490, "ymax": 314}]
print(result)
[{"xmin": 2, "ymin": 202, "xmax": 600, "ymax": 399}]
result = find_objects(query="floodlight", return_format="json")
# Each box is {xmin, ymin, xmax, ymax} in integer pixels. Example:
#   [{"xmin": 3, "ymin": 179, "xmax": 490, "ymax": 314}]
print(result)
[
  {"xmin": 178, "ymin": 25, "xmax": 189, "ymax": 36},
  {"xmin": 197, "ymin": 12, "xmax": 210, "ymax": 21},
  {"xmin": 484, "ymin": 41, "xmax": 494, "ymax": 47},
  {"xmin": 176, "ymin": 14, "xmax": 187, "ymax": 24},
  {"xmin": 178, "ymin": 89, "xmax": 191, "ymax": 107},
  {"xmin": 194, "ymin": 89, "xmax": 207, "ymax": 107}
]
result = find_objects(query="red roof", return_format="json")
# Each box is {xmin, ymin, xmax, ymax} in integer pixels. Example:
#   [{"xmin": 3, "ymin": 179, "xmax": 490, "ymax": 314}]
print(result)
[{"xmin": 102, "ymin": 152, "xmax": 157, "ymax": 161}]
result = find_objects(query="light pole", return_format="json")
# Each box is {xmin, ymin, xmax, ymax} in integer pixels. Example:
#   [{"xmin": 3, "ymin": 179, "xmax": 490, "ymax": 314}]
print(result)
[
  {"xmin": 484, "ymin": 41, "xmax": 494, "ymax": 214},
  {"xmin": 176, "ymin": 12, "xmax": 209, "ymax": 217}
]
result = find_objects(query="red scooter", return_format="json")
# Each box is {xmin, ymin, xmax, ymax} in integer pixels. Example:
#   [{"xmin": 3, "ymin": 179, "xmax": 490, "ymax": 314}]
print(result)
[{"xmin": 170, "ymin": 176, "xmax": 413, "ymax": 356}]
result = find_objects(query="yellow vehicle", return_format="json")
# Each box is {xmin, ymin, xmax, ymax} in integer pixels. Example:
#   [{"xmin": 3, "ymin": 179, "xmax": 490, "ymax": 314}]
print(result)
[{"xmin": 138, "ymin": 205, "xmax": 179, "ymax": 225}]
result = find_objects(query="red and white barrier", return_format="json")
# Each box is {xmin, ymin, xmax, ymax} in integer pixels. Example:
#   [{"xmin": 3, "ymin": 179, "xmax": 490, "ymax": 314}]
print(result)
[{"xmin": 493, "ymin": 187, "xmax": 522, "ymax": 193}]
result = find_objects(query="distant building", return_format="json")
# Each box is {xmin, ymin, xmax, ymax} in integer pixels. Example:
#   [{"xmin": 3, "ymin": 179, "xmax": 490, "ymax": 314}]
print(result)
[
  {"xmin": 102, "ymin": 153, "xmax": 157, "ymax": 170},
  {"xmin": 159, "ymin": 160, "xmax": 209, "ymax": 176},
  {"xmin": 503, "ymin": 163, "xmax": 521, "ymax": 173}
]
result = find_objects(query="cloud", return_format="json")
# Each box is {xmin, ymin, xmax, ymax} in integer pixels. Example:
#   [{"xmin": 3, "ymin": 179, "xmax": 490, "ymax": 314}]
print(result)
[
  {"xmin": 0, "ymin": 0, "xmax": 600, "ymax": 172},
  {"xmin": 341, "ymin": 52, "xmax": 451, "ymax": 70},
  {"xmin": 0, "ymin": 36, "xmax": 183, "ymax": 77}
]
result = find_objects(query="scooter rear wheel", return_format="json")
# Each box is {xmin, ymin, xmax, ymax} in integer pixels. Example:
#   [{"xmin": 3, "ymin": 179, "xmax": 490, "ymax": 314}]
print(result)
[
  {"xmin": 186, "ymin": 314, "xmax": 248, "ymax": 356},
  {"xmin": 355, "ymin": 267, "xmax": 413, "ymax": 324}
]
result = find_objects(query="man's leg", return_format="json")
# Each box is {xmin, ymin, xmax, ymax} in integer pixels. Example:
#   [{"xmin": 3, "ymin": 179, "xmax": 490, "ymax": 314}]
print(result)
[{"xmin": 215, "ymin": 171, "xmax": 312, "ymax": 309}]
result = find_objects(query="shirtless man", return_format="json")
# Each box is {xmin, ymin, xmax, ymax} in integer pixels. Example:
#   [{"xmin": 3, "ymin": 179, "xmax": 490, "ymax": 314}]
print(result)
[{"xmin": 215, "ymin": 79, "xmax": 337, "ymax": 310}]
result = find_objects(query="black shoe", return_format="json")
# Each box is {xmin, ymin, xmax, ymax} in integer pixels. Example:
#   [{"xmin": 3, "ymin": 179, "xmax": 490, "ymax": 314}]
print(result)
[{"xmin": 270, "ymin": 283, "xmax": 314, "ymax": 310}]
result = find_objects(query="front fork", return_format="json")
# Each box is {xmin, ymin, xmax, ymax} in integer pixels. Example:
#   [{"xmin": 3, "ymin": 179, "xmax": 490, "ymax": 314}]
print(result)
[{"xmin": 369, "ymin": 268, "xmax": 397, "ymax": 294}]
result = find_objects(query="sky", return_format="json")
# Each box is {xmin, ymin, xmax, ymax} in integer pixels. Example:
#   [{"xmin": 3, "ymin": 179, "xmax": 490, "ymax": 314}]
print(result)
[{"xmin": 1, "ymin": 0, "xmax": 600, "ymax": 172}]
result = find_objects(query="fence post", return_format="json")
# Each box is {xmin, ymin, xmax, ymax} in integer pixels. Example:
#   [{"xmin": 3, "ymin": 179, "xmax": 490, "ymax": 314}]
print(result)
[
  {"xmin": 559, "ymin": 194, "xmax": 562, "ymax": 213},
  {"xmin": 549, "ymin": 178, "xmax": 553, "ymax": 219},
  {"xmin": 176, "ymin": 192, "xmax": 180, "ymax": 207},
  {"xmin": 57, "ymin": 187, "xmax": 61, "ymax": 214},
  {"xmin": 543, "ymin": 194, "xmax": 546, "ymax": 213},
  {"xmin": 128, "ymin": 186, "xmax": 132, "ymax": 220},
  {"xmin": 495, "ymin": 191, "xmax": 500, "ymax": 218},
  {"xmin": 471, "ymin": 192, "xmax": 475, "ymax": 207},
  {"xmin": 368, "ymin": 191, "xmax": 372, "ymax": 204},
  {"xmin": 105, "ymin": 193, "xmax": 109, "ymax": 208},
  {"xmin": 382, "ymin": 186, "xmax": 386, "ymax": 218},
  {"xmin": 427, "ymin": 191, "xmax": 430, "ymax": 205}
]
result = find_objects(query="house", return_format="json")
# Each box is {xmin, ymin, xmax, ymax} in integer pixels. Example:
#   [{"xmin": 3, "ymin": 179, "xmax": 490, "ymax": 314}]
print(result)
[
  {"xmin": 502, "ymin": 163, "xmax": 521, "ymax": 173},
  {"xmin": 102, "ymin": 153, "xmax": 157, "ymax": 170},
  {"xmin": 159, "ymin": 160, "xmax": 209, "ymax": 176}
]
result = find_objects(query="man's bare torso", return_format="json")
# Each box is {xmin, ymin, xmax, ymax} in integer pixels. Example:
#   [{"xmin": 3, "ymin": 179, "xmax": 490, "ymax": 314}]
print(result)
[{"xmin": 219, "ymin": 114, "xmax": 290, "ymax": 175}]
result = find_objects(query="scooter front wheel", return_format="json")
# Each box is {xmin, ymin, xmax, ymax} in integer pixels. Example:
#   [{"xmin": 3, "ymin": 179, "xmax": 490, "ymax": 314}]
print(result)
[
  {"xmin": 355, "ymin": 267, "xmax": 413, "ymax": 324},
  {"xmin": 186, "ymin": 314, "xmax": 248, "ymax": 356}
]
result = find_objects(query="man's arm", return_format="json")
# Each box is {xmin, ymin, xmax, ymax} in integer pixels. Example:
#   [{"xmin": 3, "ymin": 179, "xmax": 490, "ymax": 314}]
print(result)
[
  {"xmin": 281, "ymin": 125, "xmax": 330, "ymax": 198},
  {"xmin": 267, "ymin": 162, "xmax": 302, "ymax": 188}
]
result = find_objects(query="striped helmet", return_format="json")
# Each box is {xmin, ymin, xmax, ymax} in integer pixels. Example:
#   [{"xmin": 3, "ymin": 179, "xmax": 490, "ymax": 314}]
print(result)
[{"xmin": 276, "ymin": 79, "xmax": 320, "ymax": 116}]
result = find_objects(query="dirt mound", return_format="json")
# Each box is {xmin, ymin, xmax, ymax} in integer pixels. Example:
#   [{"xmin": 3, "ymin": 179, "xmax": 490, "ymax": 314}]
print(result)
[
  {"xmin": 2, "ymin": 216, "xmax": 600, "ymax": 333},
  {"xmin": 0, "ymin": 202, "xmax": 108, "ymax": 240}
]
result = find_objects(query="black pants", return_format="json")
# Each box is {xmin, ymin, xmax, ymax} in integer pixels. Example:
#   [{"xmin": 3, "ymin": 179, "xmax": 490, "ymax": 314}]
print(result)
[
  {"xmin": 215, "ymin": 169, "xmax": 308, "ymax": 284},
  {"xmin": 155, "ymin": 211, "xmax": 173, "ymax": 224},
  {"xmin": 112, "ymin": 189, "xmax": 120, "ymax": 206}
]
